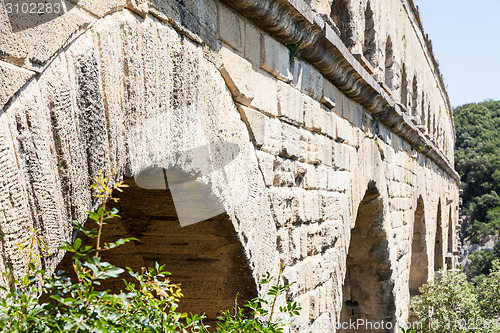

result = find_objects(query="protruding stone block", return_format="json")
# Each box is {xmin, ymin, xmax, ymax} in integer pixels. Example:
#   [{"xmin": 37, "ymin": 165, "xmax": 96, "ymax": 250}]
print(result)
[
  {"xmin": 322, "ymin": 78, "xmax": 338, "ymax": 110},
  {"xmin": 219, "ymin": 46, "xmax": 278, "ymax": 115}
]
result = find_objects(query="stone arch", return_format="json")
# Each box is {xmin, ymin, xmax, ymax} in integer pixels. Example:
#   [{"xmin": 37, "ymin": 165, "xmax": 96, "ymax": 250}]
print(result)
[
  {"xmin": 384, "ymin": 36, "xmax": 394, "ymax": 89},
  {"xmin": 401, "ymin": 64, "xmax": 408, "ymax": 108},
  {"xmin": 330, "ymin": 0, "xmax": 356, "ymax": 48},
  {"xmin": 340, "ymin": 182, "xmax": 395, "ymax": 332},
  {"xmin": 0, "ymin": 9, "xmax": 280, "ymax": 299},
  {"xmin": 363, "ymin": 2, "xmax": 376, "ymax": 65},
  {"xmin": 56, "ymin": 177, "xmax": 258, "ymax": 325},
  {"xmin": 409, "ymin": 197, "xmax": 428, "ymax": 297},
  {"xmin": 434, "ymin": 200, "xmax": 443, "ymax": 272}
]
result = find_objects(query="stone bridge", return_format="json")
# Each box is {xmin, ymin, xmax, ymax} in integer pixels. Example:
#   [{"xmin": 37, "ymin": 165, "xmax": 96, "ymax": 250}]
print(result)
[{"xmin": 0, "ymin": 0, "xmax": 459, "ymax": 331}]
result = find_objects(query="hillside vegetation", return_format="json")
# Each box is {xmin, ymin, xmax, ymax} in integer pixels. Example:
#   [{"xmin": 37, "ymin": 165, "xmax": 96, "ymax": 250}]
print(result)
[{"xmin": 454, "ymin": 100, "xmax": 500, "ymax": 277}]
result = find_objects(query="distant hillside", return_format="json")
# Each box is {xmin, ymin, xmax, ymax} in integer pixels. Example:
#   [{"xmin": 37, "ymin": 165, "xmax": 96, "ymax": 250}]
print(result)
[{"xmin": 455, "ymin": 100, "xmax": 500, "ymax": 278}]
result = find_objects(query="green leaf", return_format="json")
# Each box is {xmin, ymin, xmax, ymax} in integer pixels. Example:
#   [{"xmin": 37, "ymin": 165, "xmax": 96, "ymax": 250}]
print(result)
[{"xmin": 73, "ymin": 238, "xmax": 82, "ymax": 250}]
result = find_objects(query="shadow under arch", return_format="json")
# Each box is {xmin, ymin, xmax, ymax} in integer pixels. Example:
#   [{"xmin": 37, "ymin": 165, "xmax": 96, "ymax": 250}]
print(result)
[
  {"xmin": 56, "ymin": 177, "xmax": 257, "ymax": 327},
  {"xmin": 409, "ymin": 197, "xmax": 428, "ymax": 297},
  {"xmin": 340, "ymin": 181, "xmax": 395, "ymax": 332},
  {"xmin": 447, "ymin": 206, "xmax": 454, "ymax": 270},
  {"xmin": 363, "ymin": 1, "xmax": 376, "ymax": 66},
  {"xmin": 330, "ymin": 0, "xmax": 356, "ymax": 48},
  {"xmin": 434, "ymin": 200, "xmax": 443, "ymax": 272}
]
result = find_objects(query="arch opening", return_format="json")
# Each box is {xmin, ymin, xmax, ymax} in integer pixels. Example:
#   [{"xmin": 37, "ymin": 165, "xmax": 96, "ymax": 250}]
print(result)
[
  {"xmin": 409, "ymin": 197, "xmax": 428, "ymax": 297},
  {"xmin": 434, "ymin": 201, "xmax": 443, "ymax": 272},
  {"xmin": 411, "ymin": 76, "xmax": 418, "ymax": 118},
  {"xmin": 363, "ymin": 2, "xmax": 376, "ymax": 65},
  {"xmin": 330, "ymin": 0, "xmax": 356, "ymax": 48},
  {"xmin": 56, "ymin": 177, "xmax": 257, "ymax": 326},
  {"xmin": 401, "ymin": 65, "xmax": 408, "ymax": 108},
  {"xmin": 427, "ymin": 105, "xmax": 432, "ymax": 134},
  {"xmin": 421, "ymin": 94, "xmax": 426, "ymax": 126},
  {"xmin": 340, "ymin": 183, "xmax": 395, "ymax": 332},
  {"xmin": 384, "ymin": 36, "xmax": 394, "ymax": 89},
  {"xmin": 447, "ymin": 206, "xmax": 454, "ymax": 270}
]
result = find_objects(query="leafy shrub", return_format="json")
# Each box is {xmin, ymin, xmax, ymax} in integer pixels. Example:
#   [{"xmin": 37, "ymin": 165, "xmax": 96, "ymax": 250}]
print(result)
[
  {"xmin": 410, "ymin": 272, "xmax": 481, "ymax": 333},
  {"xmin": 476, "ymin": 260, "xmax": 500, "ymax": 319},
  {"xmin": 0, "ymin": 171, "xmax": 300, "ymax": 332},
  {"xmin": 410, "ymin": 268, "xmax": 500, "ymax": 333}
]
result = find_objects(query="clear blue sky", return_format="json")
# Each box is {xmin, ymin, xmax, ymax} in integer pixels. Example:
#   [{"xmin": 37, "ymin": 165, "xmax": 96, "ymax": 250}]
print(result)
[{"xmin": 413, "ymin": 0, "xmax": 500, "ymax": 107}]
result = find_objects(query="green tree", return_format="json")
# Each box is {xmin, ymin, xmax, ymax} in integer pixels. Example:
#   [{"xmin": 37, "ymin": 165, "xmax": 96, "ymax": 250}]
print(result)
[
  {"xmin": 454, "ymin": 100, "xmax": 500, "ymax": 279},
  {"xmin": 410, "ymin": 272, "xmax": 482, "ymax": 333}
]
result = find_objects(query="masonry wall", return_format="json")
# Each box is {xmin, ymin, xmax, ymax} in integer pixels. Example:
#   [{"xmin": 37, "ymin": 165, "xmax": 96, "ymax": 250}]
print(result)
[{"xmin": 0, "ymin": 0, "xmax": 459, "ymax": 332}]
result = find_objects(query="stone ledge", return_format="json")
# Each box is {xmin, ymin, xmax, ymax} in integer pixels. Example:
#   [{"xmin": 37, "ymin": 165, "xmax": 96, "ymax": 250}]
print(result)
[{"xmin": 219, "ymin": 0, "xmax": 459, "ymax": 184}]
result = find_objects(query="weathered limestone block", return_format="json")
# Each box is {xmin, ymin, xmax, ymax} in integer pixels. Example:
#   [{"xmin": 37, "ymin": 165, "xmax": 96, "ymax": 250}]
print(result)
[
  {"xmin": 292, "ymin": 60, "xmax": 323, "ymax": 101},
  {"xmin": 332, "ymin": 142, "xmax": 348, "ymax": 171},
  {"xmin": 261, "ymin": 117, "xmax": 283, "ymax": 156},
  {"xmin": 269, "ymin": 187, "xmax": 294, "ymax": 227},
  {"xmin": 321, "ymin": 78, "xmax": 337, "ymax": 109},
  {"xmin": 276, "ymin": 227, "xmax": 291, "ymax": 262},
  {"xmin": 238, "ymin": 104, "xmax": 266, "ymax": 147},
  {"xmin": 335, "ymin": 116, "xmax": 353, "ymax": 144},
  {"xmin": 281, "ymin": 123, "xmax": 302, "ymax": 159},
  {"xmin": 0, "ymin": 61, "xmax": 34, "ymax": 109},
  {"xmin": 217, "ymin": 3, "xmax": 242, "ymax": 52},
  {"xmin": 296, "ymin": 128, "xmax": 320, "ymax": 164},
  {"xmin": 315, "ymin": 164, "xmax": 329, "ymax": 191},
  {"xmin": 243, "ymin": 21, "xmax": 261, "ymax": 66},
  {"xmin": 68, "ymin": 0, "xmax": 130, "ymax": 17},
  {"xmin": 302, "ymin": 163, "xmax": 319, "ymax": 190},
  {"xmin": 273, "ymin": 157, "xmax": 295, "ymax": 187},
  {"xmin": 277, "ymin": 81, "xmax": 304, "ymax": 125},
  {"xmin": 320, "ymin": 191, "xmax": 345, "ymax": 221},
  {"xmin": 303, "ymin": 190, "xmax": 321, "ymax": 222},
  {"xmin": 9, "ymin": 83, "xmax": 70, "ymax": 268},
  {"xmin": 322, "ymin": 111, "xmax": 336, "ymax": 139},
  {"xmin": 260, "ymin": 34, "xmax": 292, "ymax": 82},
  {"xmin": 149, "ymin": 0, "xmax": 218, "ymax": 47},
  {"xmin": 255, "ymin": 150, "xmax": 275, "ymax": 186},
  {"xmin": 303, "ymin": 95, "xmax": 324, "ymax": 132},
  {"xmin": 219, "ymin": 46, "xmax": 278, "ymax": 116},
  {"xmin": 0, "ymin": 5, "xmax": 91, "ymax": 71},
  {"xmin": 0, "ymin": 113, "xmax": 35, "ymax": 283},
  {"xmin": 318, "ymin": 135, "xmax": 333, "ymax": 167},
  {"xmin": 37, "ymin": 52, "xmax": 92, "ymax": 225},
  {"xmin": 93, "ymin": 14, "xmax": 128, "ymax": 173}
]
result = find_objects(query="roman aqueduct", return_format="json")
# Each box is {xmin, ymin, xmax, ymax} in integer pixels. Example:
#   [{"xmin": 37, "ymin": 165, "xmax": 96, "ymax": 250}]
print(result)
[{"xmin": 0, "ymin": 0, "xmax": 460, "ymax": 331}]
